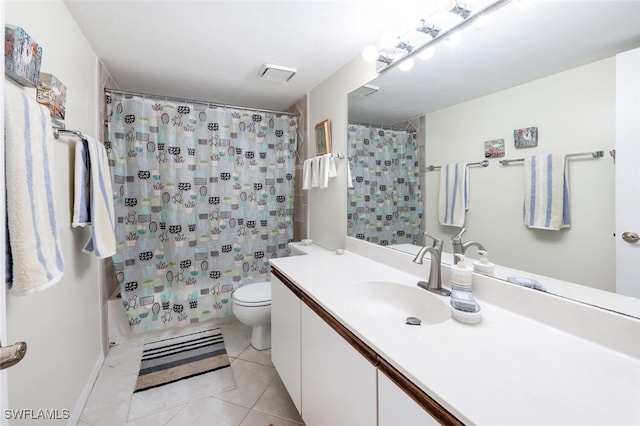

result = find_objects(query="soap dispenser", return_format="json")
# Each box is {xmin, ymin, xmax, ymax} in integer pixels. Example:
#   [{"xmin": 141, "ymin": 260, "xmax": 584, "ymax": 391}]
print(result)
[
  {"xmin": 473, "ymin": 250, "xmax": 495, "ymax": 276},
  {"xmin": 450, "ymin": 254, "xmax": 482, "ymax": 323}
]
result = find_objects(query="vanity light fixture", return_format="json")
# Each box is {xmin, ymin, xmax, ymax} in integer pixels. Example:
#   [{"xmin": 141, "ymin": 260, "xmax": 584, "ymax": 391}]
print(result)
[
  {"xmin": 363, "ymin": 0, "xmax": 513, "ymax": 74},
  {"xmin": 416, "ymin": 20, "xmax": 441, "ymax": 38},
  {"xmin": 449, "ymin": 1, "xmax": 473, "ymax": 19}
]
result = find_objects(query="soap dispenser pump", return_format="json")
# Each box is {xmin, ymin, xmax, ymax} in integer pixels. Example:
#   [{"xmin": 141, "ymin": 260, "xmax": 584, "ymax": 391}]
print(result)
[{"xmin": 473, "ymin": 250, "xmax": 495, "ymax": 276}]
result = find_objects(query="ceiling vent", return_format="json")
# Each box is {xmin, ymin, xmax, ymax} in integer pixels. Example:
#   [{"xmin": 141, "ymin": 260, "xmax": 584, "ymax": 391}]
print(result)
[
  {"xmin": 258, "ymin": 64, "xmax": 297, "ymax": 82},
  {"xmin": 351, "ymin": 84, "xmax": 380, "ymax": 97}
]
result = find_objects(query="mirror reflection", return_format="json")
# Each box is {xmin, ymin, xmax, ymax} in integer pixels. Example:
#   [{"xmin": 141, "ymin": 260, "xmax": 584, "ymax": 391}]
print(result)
[{"xmin": 347, "ymin": 0, "xmax": 640, "ymax": 317}]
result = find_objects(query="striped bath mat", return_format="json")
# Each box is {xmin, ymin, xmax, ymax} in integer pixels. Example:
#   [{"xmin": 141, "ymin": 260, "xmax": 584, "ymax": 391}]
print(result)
[{"xmin": 134, "ymin": 327, "xmax": 233, "ymax": 393}]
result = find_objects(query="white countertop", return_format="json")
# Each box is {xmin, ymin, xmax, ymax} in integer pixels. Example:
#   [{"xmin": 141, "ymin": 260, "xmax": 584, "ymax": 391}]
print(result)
[{"xmin": 270, "ymin": 244, "xmax": 640, "ymax": 425}]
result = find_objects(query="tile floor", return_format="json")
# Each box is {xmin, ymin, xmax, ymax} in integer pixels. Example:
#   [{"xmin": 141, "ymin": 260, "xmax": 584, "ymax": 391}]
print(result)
[{"xmin": 79, "ymin": 319, "xmax": 304, "ymax": 426}]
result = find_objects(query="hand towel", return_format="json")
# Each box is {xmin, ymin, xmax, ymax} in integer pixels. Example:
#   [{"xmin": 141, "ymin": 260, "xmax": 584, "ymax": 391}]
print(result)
[
  {"xmin": 347, "ymin": 158, "xmax": 354, "ymax": 189},
  {"xmin": 5, "ymin": 82, "xmax": 65, "ymax": 295},
  {"xmin": 72, "ymin": 137, "xmax": 91, "ymax": 227},
  {"xmin": 319, "ymin": 154, "xmax": 337, "ymax": 189},
  {"xmin": 302, "ymin": 158, "xmax": 313, "ymax": 190},
  {"xmin": 311, "ymin": 156, "xmax": 321, "ymax": 188},
  {"xmin": 81, "ymin": 136, "xmax": 117, "ymax": 257},
  {"xmin": 438, "ymin": 162, "xmax": 469, "ymax": 227},
  {"xmin": 523, "ymin": 154, "xmax": 570, "ymax": 230}
]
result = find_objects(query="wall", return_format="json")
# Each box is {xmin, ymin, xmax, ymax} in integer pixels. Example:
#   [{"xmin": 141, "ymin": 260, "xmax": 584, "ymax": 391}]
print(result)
[
  {"xmin": 307, "ymin": 57, "xmax": 377, "ymax": 250},
  {"xmin": 5, "ymin": 0, "xmax": 103, "ymax": 421},
  {"xmin": 424, "ymin": 58, "xmax": 615, "ymax": 291}
]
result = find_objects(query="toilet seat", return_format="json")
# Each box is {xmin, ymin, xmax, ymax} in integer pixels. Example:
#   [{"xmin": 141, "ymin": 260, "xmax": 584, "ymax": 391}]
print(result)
[{"xmin": 232, "ymin": 282, "xmax": 271, "ymax": 307}]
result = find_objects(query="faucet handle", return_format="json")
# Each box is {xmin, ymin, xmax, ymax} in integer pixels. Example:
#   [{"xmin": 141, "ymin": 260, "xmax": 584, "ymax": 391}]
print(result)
[
  {"xmin": 451, "ymin": 227, "xmax": 466, "ymax": 241},
  {"xmin": 424, "ymin": 233, "xmax": 443, "ymax": 248}
]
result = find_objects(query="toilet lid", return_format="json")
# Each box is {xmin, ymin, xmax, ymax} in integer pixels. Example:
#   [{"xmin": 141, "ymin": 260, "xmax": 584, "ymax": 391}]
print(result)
[{"xmin": 233, "ymin": 282, "xmax": 271, "ymax": 304}]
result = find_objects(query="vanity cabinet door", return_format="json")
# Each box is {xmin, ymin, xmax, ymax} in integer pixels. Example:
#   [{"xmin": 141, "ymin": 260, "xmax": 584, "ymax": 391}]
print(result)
[
  {"xmin": 378, "ymin": 371, "xmax": 440, "ymax": 426},
  {"xmin": 271, "ymin": 276, "xmax": 301, "ymax": 413},
  {"xmin": 300, "ymin": 304, "xmax": 377, "ymax": 426}
]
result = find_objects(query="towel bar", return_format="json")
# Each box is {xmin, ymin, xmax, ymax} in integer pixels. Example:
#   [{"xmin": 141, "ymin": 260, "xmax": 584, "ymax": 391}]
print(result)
[
  {"xmin": 426, "ymin": 159, "xmax": 489, "ymax": 172},
  {"xmin": 499, "ymin": 150, "xmax": 604, "ymax": 165},
  {"xmin": 53, "ymin": 127, "xmax": 82, "ymax": 139}
]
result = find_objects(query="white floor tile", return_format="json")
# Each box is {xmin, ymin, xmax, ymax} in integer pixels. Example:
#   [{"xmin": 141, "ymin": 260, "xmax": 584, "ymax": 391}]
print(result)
[
  {"xmin": 80, "ymin": 366, "xmax": 137, "ymax": 425},
  {"xmin": 166, "ymin": 397, "xmax": 250, "ymax": 426},
  {"xmin": 214, "ymin": 358, "xmax": 277, "ymax": 409},
  {"xmin": 238, "ymin": 345, "xmax": 274, "ymax": 367},
  {"xmin": 240, "ymin": 410, "xmax": 304, "ymax": 426},
  {"xmin": 253, "ymin": 374, "xmax": 303, "ymax": 423},
  {"xmin": 125, "ymin": 405, "xmax": 183, "ymax": 426}
]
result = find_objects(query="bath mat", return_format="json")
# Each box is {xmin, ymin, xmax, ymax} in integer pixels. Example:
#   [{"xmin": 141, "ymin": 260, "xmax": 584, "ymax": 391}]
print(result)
[{"xmin": 134, "ymin": 327, "xmax": 233, "ymax": 393}]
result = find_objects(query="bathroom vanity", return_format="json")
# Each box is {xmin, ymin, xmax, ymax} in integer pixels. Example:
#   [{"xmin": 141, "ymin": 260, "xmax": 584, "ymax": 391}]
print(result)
[{"xmin": 270, "ymin": 238, "xmax": 640, "ymax": 425}]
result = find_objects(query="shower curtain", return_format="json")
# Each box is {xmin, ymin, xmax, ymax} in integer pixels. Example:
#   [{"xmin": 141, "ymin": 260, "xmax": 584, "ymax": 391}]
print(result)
[
  {"xmin": 347, "ymin": 123, "xmax": 422, "ymax": 245},
  {"xmin": 106, "ymin": 93, "xmax": 297, "ymax": 333}
]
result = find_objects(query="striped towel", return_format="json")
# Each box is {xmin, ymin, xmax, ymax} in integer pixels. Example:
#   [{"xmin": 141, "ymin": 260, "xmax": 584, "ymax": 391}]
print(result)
[
  {"xmin": 5, "ymin": 82, "xmax": 64, "ymax": 295},
  {"xmin": 78, "ymin": 136, "xmax": 116, "ymax": 258},
  {"xmin": 523, "ymin": 154, "xmax": 570, "ymax": 230},
  {"xmin": 438, "ymin": 162, "xmax": 469, "ymax": 227}
]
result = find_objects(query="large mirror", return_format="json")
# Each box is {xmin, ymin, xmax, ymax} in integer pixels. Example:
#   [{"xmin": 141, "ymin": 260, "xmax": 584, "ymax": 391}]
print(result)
[{"xmin": 348, "ymin": 0, "xmax": 640, "ymax": 317}]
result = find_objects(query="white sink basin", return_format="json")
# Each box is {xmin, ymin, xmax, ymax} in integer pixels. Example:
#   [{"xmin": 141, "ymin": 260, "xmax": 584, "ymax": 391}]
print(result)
[{"xmin": 342, "ymin": 280, "xmax": 450, "ymax": 326}]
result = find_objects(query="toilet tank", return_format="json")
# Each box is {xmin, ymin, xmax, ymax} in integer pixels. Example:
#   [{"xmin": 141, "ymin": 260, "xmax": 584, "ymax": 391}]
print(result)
[{"xmin": 288, "ymin": 241, "xmax": 330, "ymax": 256}]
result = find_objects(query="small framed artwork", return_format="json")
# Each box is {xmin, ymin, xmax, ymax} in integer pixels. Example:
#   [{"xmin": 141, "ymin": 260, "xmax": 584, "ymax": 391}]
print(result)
[
  {"xmin": 484, "ymin": 138, "xmax": 505, "ymax": 158},
  {"xmin": 314, "ymin": 119, "xmax": 332, "ymax": 155},
  {"xmin": 514, "ymin": 126, "xmax": 538, "ymax": 148}
]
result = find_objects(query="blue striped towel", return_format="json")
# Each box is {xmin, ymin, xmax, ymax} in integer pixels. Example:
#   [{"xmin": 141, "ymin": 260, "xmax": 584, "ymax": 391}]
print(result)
[
  {"xmin": 76, "ymin": 136, "xmax": 116, "ymax": 258},
  {"xmin": 523, "ymin": 154, "xmax": 570, "ymax": 230},
  {"xmin": 438, "ymin": 162, "xmax": 469, "ymax": 227},
  {"xmin": 5, "ymin": 82, "xmax": 65, "ymax": 295}
]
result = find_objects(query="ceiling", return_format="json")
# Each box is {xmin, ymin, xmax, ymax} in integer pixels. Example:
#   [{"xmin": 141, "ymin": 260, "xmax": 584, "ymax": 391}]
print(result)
[
  {"xmin": 63, "ymin": 0, "xmax": 436, "ymax": 112},
  {"xmin": 63, "ymin": 0, "xmax": 640, "ymax": 117}
]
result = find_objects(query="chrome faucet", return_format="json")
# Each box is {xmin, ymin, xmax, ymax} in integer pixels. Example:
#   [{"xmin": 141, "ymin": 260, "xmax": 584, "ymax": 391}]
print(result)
[
  {"xmin": 451, "ymin": 227, "xmax": 486, "ymax": 256},
  {"xmin": 413, "ymin": 234, "xmax": 451, "ymax": 296}
]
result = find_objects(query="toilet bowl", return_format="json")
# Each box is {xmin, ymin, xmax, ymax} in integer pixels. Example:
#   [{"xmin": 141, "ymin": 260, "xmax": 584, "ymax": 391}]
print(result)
[{"xmin": 231, "ymin": 281, "xmax": 271, "ymax": 350}]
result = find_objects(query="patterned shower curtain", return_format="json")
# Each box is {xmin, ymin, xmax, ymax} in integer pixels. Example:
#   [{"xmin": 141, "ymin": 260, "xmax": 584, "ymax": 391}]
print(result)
[
  {"xmin": 347, "ymin": 123, "xmax": 422, "ymax": 245},
  {"xmin": 106, "ymin": 93, "xmax": 297, "ymax": 333}
]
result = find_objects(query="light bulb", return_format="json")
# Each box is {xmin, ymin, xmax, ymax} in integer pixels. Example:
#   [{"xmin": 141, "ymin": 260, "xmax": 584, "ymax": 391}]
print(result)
[
  {"xmin": 515, "ymin": 0, "xmax": 534, "ymax": 8},
  {"xmin": 380, "ymin": 30, "xmax": 397, "ymax": 49},
  {"xmin": 398, "ymin": 58, "xmax": 414, "ymax": 71},
  {"xmin": 474, "ymin": 13, "xmax": 490, "ymax": 30},
  {"xmin": 447, "ymin": 31, "xmax": 463, "ymax": 46},
  {"xmin": 362, "ymin": 45, "xmax": 379, "ymax": 63},
  {"xmin": 418, "ymin": 46, "xmax": 436, "ymax": 61}
]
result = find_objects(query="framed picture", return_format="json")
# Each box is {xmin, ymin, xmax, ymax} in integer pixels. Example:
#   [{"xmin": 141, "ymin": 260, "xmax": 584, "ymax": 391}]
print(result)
[
  {"xmin": 484, "ymin": 138, "xmax": 505, "ymax": 158},
  {"xmin": 514, "ymin": 126, "xmax": 538, "ymax": 148},
  {"xmin": 314, "ymin": 119, "xmax": 332, "ymax": 155}
]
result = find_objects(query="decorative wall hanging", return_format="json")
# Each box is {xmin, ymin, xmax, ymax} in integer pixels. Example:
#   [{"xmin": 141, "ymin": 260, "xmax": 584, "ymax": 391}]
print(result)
[
  {"xmin": 36, "ymin": 72, "xmax": 67, "ymax": 119},
  {"xmin": 514, "ymin": 126, "xmax": 538, "ymax": 148},
  {"xmin": 484, "ymin": 138, "xmax": 505, "ymax": 158},
  {"xmin": 5, "ymin": 24, "xmax": 42, "ymax": 87},
  {"xmin": 314, "ymin": 119, "xmax": 332, "ymax": 155}
]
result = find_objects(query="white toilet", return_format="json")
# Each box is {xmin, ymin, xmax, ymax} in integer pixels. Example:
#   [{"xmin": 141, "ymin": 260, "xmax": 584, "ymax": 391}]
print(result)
[{"xmin": 231, "ymin": 281, "xmax": 272, "ymax": 350}]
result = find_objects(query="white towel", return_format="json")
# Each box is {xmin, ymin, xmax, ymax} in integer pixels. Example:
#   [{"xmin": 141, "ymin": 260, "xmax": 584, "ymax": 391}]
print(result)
[
  {"xmin": 5, "ymin": 82, "xmax": 65, "ymax": 295},
  {"xmin": 311, "ymin": 156, "xmax": 321, "ymax": 188},
  {"xmin": 347, "ymin": 158, "xmax": 354, "ymax": 189},
  {"xmin": 523, "ymin": 154, "xmax": 570, "ymax": 230},
  {"xmin": 302, "ymin": 158, "xmax": 313, "ymax": 190},
  {"xmin": 438, "ymin": 162, "xmax": 469, "ymax": 227},
  {"xmin": 319, "ymin": 154, "xmax": 337, "ymax": 189},
  {"xmin": 80, "ymin": 136, "xmax": 117, "ymax": 257}
]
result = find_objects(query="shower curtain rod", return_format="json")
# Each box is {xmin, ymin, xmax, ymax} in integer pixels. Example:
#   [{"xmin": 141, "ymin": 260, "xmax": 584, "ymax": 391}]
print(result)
[
  {"xmin": 349, "ymin": 121, "xmax": 414, "ymax": 132},
  {"xmin": 104, "ymin": 89, "xmax": 299, "ymax": 117}
]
